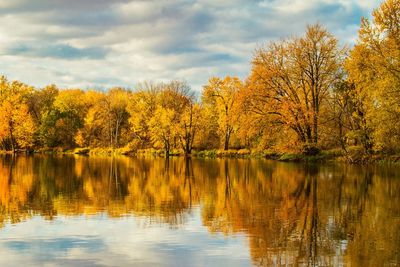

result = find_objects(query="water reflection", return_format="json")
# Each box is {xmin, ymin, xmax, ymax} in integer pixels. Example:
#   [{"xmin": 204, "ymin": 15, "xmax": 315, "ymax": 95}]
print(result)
[{"xmin": 0, "ymin": 155, "xmax": 399, "ymax": 266}]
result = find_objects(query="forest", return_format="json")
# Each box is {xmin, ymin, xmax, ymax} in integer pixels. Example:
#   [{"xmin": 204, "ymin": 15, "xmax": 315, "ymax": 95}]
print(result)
[{"xmin": 0, "ymin": 0, "xmax": 399, "ymax": 161}]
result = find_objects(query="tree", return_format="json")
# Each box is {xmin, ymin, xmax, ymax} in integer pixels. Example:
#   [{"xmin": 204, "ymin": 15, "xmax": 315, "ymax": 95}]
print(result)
[
  {"xmin": 346, "ymin": 0, "xmax": 400, "ymax": 152},
  {"xmin": 149, "ymin": 105, "xmax": 176, "ymax": 156},
  {"xmin": 47, "ymin": 89, "xmax": 87, "ymax": 147},
  {"xmin": 149, "ymin": 81, "xmax": 194, "ymax": 156},
  {"xmin": 0, "ymin": 77, "xmax": 35, "ymax": 151},
  {"xmin": 177, "ymin": 103, "xmax": 203, "ymax": 155},
  {"xmin": 203, "ymin": 76, "xmax": 242, "ymax": 150},
  {"xmin": 104, "ymin": 88, "xmax": 130, "ymax": 148},
  {"xmin": 247, "ymin": 24, "xmax": 345, "ymax": 150},
  {"xmin": 325, "ymin": 79, "xmax": 373, "ymax": 153},
  {"xmin": 127, "ymin": 82, "xmax": 161, "ymax": 148},
  {"xmin": 128, "ymin": 81, "xmax": 198, "ymax": 156},
  {"xmin": 75, "ymin": 90, "xmax": 108, "ymax": 147},
  {"xmin": 27, "ymin": 85, "xmax": 59, "ymax": 147}
]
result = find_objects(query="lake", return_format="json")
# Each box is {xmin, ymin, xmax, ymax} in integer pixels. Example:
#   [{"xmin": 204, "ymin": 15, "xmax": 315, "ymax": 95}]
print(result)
[{"xmin": 0, "ymin": 155, "xmax": 399, "ymax": 266}]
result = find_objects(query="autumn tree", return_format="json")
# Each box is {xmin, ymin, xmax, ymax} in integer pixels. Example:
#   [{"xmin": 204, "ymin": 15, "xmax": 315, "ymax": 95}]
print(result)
[
  {"xmin": 202, "ymin": 76, "xmax": 242, "ymax": 150},
  {"xmin": 0, "ymin": 77, "xmax": 35, "ymax": 151},
  {"xmin": 346, "ymin": 0, "xmax": 400, "ymax": 152},
  {"xmin": 28, "ymin": 85, "xmax": 59, "ymax": 124},
  {"xmin": 247, "ymin": 24, "xmax": 345, "ymax": 151},
  {"xmin": 27, "ymin": 84, "xmax": 59, "ymax": 147},
  {"xmin": 127, "ymin": 82, "xmax": 161, "ymax": 148},
  {"xmin": 128, "ymin": 81, "xmax": 200, "ymax": 155},
  {"xmin": 74, "ymin": 90, "xmax": 108, "ymax": 147},
  {"xmin": 149, "ymin": 81, "xmax": 195, "ymax": 156},
  {"xmin": 104, "ymin": 88, "xmax": 130, "ymax": 147},
  {"xmin": 41, "ymin": 89, "xmax": 87, "ymax": 148},
  {"xmin": 324, "ymin": 79, "xmax": 373, "ymax": 155},
  {"xmin": 177, "ymin": 103, "xmax": 203, "ymax": 155}
]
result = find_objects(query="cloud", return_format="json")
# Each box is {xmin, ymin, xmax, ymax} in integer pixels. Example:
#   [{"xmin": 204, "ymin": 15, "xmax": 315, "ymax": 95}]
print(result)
[
  {"xmin": 0, "ymin": 0, "xmax": 381, "ymax": 91},
  {"xmin": 5, "ymin": 43, "xmax": 109, "ymax": 59}
]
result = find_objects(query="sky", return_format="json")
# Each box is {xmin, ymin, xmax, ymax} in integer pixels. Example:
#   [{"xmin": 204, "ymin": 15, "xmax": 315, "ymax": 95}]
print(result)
[{"xmin": 0, "ymin": 0, "xmax": 381, "ymax": 91}]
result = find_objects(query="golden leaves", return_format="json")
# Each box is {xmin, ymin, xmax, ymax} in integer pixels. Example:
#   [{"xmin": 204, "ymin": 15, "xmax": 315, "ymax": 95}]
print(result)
[{"xmin": 346, "ymin": 0, "xmax": 400, "ymax": 151}]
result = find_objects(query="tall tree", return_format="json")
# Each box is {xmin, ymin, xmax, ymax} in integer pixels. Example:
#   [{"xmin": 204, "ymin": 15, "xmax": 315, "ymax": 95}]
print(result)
[
  {"xmin": 75, "ymin": 90, "xmax": 108, "ymax": 147},
  {"xmin": 176, "ymin": 103, "xmax": 203, "ymax": 155},
  {"xmin": 105, "ymin": 88, "xmax": 130, "ymax": 148},
  {"xmin": 48, "ymin": 89, "xmax": 87, "ymax": 148},
  {"xmin": 0, "ymin": 77, "xmax": 35, "ymax": 151},
  {"xmin": 346, "ymin": 0, "xmax": 400, "ymax": 152},
  {"xmin": 247, "ymin": 24, "xmax": 345, "ymax": 149},
  {"xmin": 127, "ymin": 82, "xmax": 161, "ymax": 148},
  {"xmin": 149, "ymin": 81, "xmax": 194, "ymax": 156},
  {"xmin": 203, "ymin": 76, "xmax": 242, "ymax": 150}
]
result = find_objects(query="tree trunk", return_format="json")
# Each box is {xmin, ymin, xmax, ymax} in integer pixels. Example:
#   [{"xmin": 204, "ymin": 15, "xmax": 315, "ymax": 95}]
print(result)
[
  {"xmin": 224, "ymin": 130, "xmax": 230, "ymax": 150},
  {"xmin": 313, "ymin": 113, "xmax": 318, "ymax": 144},
  {"xmin": 109, "ymin": 118, "xmax": 113, "ymax": 148},
  {"xmin": 9, "ymin": 126, "xmax": 15, "ymax": 153},
  {"xmin": 165, "ymin": 141, "xmax": 170, "ymax": 157},
  {"xmin": 185, "ymin": 136, "xmax": 191, "ymax": 156},
  {"xmin": 115, "ymin": 118, "xmax": 120, "ymax": 148}
]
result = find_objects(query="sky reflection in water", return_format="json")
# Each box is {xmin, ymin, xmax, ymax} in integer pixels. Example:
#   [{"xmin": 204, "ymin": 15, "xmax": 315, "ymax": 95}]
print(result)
[
  {"xmin": 0, "ymin": 155, "xmax": 399, "ymax": 266},
  {"xmin": 0, "ymin": 211, "xmax": 250, "ymax": 267}
]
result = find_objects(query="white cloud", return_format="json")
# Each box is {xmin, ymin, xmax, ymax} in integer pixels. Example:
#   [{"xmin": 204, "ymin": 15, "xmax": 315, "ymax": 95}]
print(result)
[{"xmin": 0, "ymin": 0, "xmax": 382, "ymax": 91}]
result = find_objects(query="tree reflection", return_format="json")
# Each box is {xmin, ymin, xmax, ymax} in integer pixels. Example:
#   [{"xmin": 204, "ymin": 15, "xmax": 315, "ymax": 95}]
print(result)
[{"xmin": 0, "ymin": 155, "xmax": 398, "ymax": 265}]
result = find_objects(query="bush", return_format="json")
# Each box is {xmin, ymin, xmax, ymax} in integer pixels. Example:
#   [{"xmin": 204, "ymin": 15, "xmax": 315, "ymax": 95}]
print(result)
[
  {"xmin": 301, "ymin": 144, "xmax": 320, "ymax": 156},
  {"xmin": 345, "ymin": 145, "xmax": 369, "ymax": 163},
  {"xmin": 195, "ymin": 150, "xmax": 217, "ymax": 158},
  {"xmin": 321, "ymin": 148, "xmax": 344, "ymax": 159},
  {"xmin": 279, "ymin": 153, "xmax": 304, "ymax": 162},
  {"xmin": 238, "ymin": 149, "xmax": 251, "ymax": 156},
  {"xmin": 216, "ymin": 149, "xmax": 250, "ymax": 157},
  {"xmin": 262, "ymin": 150, "xmax": 281, "ymax": 159},
  {"xmin": 74, "ymin": 148, "xmax": 90, "ymax": 155}
]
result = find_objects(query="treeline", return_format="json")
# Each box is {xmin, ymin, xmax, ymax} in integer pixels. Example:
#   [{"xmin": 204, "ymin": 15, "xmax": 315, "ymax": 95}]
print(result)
[{"xmin": 1, "ymin": 0, "xmax": 399, "ymax": 157}]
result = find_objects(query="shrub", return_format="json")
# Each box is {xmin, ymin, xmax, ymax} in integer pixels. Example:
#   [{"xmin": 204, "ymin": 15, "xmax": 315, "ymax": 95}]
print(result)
[
  {"xmin": 238, "ymin": 149, "xmax": 251, "ymax": 156},
  {"xmin": 195, "ymin": 150, "xmax": 217, "ymax": 158},
  {"xmin": 345, "ymin": 145, "xmax": 369, "ymax": 163},
  {"xmin": 74, "ymin": 148, "xmax": 90, "ymax": 155},
  {"xmin": 301, "ymin": 144, "xmax": 320, "ymax": 156},
  {"xmin": 279, "ymin": 153, "xmax": 304, "ymax": 162}
]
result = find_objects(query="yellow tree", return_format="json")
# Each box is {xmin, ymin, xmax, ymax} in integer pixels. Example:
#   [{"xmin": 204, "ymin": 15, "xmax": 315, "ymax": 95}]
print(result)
[
  {"xmin": 51, "ymin": 89, "xmax": 88, "ymax": 147},
  {"xmin": 176, "ymin": 103, "xmax": 203, "ymax": 155},
  {"xmin": 149, "ymin": 106, "xmax": 176, "ymax": 155},
  {"xmin": 127, "ymin": 82, "xmax": 161, "ymax": 148},
  {"xmin": 104, "ymin": 88, "xmax": 130, "ymax": 147},
  {"xmin": 202, "ymin": 76, "xmax": 242, "ymax": 150},
  {"xmin": 27, "ymin": 85, "xmax": 59, "ymax": 125},
  {"xmin": 247, "ymin": 24, "xmax": 345, "ymax": 151},
  {"xmin": 346, "ymin": 0, "xmax": 400, "ymax": 152},
  {"xmin": 75, "ymin": 90, "xmax": 107, "ymax": 147},
  {"xmin": 149, "ymin": 81, "xmax": 194, "ymax": 156},
  {"xmin": 0, "ymin": 77, "xmax": 35, "ymax": 151}
]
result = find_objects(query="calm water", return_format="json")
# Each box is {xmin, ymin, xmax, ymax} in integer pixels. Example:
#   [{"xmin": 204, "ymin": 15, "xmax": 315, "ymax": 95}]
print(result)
[{"xmin": 0, "ymin": 155, "xmax": 399, "ymax": 266}]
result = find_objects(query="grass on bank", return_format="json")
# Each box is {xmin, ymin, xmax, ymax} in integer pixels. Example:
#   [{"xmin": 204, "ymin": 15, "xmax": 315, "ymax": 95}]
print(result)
[{"xmin": 5, "ymin": 145, "xmax": 400, "ymax": 164}]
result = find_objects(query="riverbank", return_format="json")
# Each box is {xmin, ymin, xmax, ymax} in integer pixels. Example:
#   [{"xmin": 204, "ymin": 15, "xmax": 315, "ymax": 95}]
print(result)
[{"xmin": 3, "ymin": 146, "xmax": 400, "ymax": 164}]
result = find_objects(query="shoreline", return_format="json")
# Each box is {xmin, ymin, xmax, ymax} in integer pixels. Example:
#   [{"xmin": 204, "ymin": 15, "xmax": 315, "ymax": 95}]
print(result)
[{"xmin": 2, "ymin": 147, "xmax": 400, "ymax": 164}]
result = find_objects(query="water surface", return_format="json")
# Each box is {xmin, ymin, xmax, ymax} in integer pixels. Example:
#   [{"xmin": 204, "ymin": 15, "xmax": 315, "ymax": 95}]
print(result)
[{"xmin": 0, "ymin": 155, "xmax": 399, "ymax": 266}]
